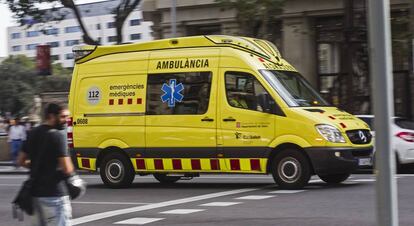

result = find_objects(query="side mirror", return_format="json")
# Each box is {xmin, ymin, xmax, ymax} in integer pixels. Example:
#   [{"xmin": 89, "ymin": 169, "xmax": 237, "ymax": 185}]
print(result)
[{"xmin": 258, "ymin": 93, "xmax": 273, "ymax": 113}]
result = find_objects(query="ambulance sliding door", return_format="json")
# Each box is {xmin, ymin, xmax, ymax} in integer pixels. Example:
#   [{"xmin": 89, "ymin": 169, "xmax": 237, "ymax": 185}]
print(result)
[{"xmin": 145, "ymin": 49, "xmax": 220, "ymax": 170}]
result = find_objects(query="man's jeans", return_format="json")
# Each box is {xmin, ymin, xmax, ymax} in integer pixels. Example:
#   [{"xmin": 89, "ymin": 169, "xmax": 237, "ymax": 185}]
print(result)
[
  {"xmin": 32, "ymin": 196, "xmax": 72, "ymax": 226},
  {"xmin": 10, "ymin": 139, "xmax": 22, "ymax": 165}
]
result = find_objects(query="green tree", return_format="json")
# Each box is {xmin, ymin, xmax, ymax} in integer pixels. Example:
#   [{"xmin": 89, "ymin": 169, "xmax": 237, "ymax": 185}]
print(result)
[
  {"xmin": 215, "ymin": 0, "xmax": 285, "ymax": 42},
  {"xmin": 6, "ymin": 0, "xmax": 141, "ymax": 44},
  {"xmin": 0, "ymin": 55, "xmax": 71, "ymax": 116}
]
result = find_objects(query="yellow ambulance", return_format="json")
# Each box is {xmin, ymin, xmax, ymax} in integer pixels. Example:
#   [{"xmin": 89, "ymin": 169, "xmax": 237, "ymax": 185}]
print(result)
[{"xmin": 68, "ymin": 35, "xmax": 373, "ymax": 189}]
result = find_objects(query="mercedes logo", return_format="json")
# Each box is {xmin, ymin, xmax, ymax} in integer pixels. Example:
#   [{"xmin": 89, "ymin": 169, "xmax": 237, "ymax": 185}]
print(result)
[{"xmin": 358, "ymin": 130, "xmax": 367, "ymax": 143}]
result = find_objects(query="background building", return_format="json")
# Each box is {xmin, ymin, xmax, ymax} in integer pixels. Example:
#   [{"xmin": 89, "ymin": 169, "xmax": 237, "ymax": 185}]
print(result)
[
  {"xmin": 142, "ymin": 0, "xmax": 413, "ymax": 118},
  {"xmin": 7, "ymin": 0, "xmax": 153, "ymax": 68}
]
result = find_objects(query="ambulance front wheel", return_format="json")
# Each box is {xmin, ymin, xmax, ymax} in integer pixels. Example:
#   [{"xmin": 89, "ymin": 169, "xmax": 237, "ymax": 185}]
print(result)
[
  {"xmin": 100, "ymin": 152, "xmax": 135, "ymax": 188},
  {"xmin": 271, "ymin": 149, "xmax": 311, "ymax": 189},
  {"xmin": 153, "ymin": 174, "xmax": 181, "ymax": 184}
]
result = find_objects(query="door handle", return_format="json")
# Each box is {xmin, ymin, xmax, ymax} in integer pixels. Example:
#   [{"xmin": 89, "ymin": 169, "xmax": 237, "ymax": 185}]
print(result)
[
  {"xmin": 201, "ymin": 117, "xmax": 214, "ymax": 122},
  {"xmin": 223, "ymin": 117, "xmax": 236, "ymax": 122}
]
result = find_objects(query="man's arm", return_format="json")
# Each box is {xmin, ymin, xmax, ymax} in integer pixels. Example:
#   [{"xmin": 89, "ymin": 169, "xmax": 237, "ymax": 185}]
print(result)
[{"xmin": 59, "ymin": 157, "xmax": 75, "ymax": 175}]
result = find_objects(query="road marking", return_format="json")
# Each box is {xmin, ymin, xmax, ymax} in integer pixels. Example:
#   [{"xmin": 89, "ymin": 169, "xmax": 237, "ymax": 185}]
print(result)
[
  {"xmin": 235, "ymin": 195, "xmax": 275, "ymax": 200},
  {"xmin": 114, "ymin": 217, "xmax": 164, "ymax": 225},
  {"xmin": 0, "ymin": 176, "xmax": 28, "ymax": 179},
  {"xmin": 309, "ymin": 179, "xmax": 323, "ymax": 183},
  {"xmin": 72, "ymin": 187, "xmax": 262, "ymax": 225},
  {"xmin": 268, "ymin": 190, "xmax": 305, "ymax": 194},
  {"xmin": 352, "ymin": 179, "xmax": 376, "ymax": 182},
  {"xmin": 200, "ymin": 202, "xmax": 242, "ymax": 207},
  {"xmin": 0, "ymin": 184, "xmax": 21, "ymax": 186},
  {"xmin": 342, "ymin": 181, "xmax": 360, "ymax": 185},
  {"xmin": 160, "ymin": 209, "xmax": 205, "ymax": 214},
  {"xmin": 72, "ymin": 201, "xmax": 152, "ymax": 205}
]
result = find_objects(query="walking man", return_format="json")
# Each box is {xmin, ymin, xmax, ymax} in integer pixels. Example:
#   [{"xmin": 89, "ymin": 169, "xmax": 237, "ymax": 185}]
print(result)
[
  {"xmin": 17, "ymin": 103, "xmax": 75, "ymax": 226},
  {"xmin": 7, "ymin": 118, "xmax": 26, "ymax": 167}
]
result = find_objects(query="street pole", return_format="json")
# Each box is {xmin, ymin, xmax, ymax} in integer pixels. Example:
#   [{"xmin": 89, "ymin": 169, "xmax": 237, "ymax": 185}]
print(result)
[
  {"xmin": 171, "ymin": 0, "xmax": 177, "ymax": 38},
  {"xmin": 367, "ymin": 0, "xmax": 399, "ymax": 226}
]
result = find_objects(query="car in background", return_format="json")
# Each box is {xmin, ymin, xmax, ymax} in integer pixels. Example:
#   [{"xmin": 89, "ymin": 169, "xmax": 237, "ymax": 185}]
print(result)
[{"xmin": 356, "ymin": 115, "xmax": 414, "ymax": 171}]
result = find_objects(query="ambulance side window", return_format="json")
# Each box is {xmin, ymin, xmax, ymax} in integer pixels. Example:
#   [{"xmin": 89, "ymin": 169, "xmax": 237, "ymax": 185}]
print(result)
[
  {"xmin": 225, "ymin": 71, "xmax": 274, "ymax": 113},
  {"xmin": 147, "ymin": 72, "xmax": 212, "ymax": 115}
]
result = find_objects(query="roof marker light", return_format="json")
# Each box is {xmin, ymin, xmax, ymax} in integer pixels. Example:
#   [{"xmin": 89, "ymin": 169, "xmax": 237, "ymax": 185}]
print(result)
[{"xmin": 72, "ymin": 45, "xmax": 96, "ymax": 61}]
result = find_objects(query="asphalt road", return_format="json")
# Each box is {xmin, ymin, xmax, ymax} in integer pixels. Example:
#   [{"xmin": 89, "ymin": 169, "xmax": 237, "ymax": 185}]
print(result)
[{"xmin": 1, "ymin": 173, "xmax": 414, "ymax": 226}]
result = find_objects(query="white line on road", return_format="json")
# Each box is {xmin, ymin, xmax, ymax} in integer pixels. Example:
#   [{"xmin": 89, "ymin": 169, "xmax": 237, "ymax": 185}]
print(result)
[
  {"xmin": 160, "ymin": 209, "xmax": 205, "ymax": 214},
  {"xmin": 0, "ymin": 184, "xmax": 21, "ymax": 186},
  {"xmin": 200, "ymin": 202, "xmax": 242, "ymax": 207},
  {"xmin": 309, "ymin": 179, "xmax": 323, "ymax": 183},
  {"xmin": 352, "ymin": 179, "xmax": 376, "ymax": 182},
  {"xmin": 268, "ymin": 190, "xmax": 305, "ymax": 194},
  {"xmin": 72, "ymin": 187, "xmax": 264, "ymax": 225},
  {"xmin": 114, "ymin": 217, "xmax": 164, "ymax": 225},
  {"xmin": 235, "ymin": 195, "xmax": 275, "ymax": 200},
  {"xmin": 72, "ymin": 201, "xmax": 152, "ymax": 205}
]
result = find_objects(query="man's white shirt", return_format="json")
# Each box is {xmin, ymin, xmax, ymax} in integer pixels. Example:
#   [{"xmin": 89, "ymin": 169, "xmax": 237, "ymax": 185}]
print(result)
[{"xmin": 8, "ymin": 125, "xmax": 26, "ymax": 142}]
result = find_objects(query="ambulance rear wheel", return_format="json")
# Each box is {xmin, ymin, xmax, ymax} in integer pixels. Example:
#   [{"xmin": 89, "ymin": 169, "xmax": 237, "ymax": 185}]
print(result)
[
  {"xmin": 319, "ymin": 173, "xmax": 351, "ymax": 184},
  {"xmin": 153, "ymin": 174, "xmax": 181, "ymax": 184},
  {"xmin": 271, "ymin": 150, "xmax": 311, "ymax": 189},
  {"xmin": 100, "ymin": 152, "xmax": 135, "ymax": 188}
]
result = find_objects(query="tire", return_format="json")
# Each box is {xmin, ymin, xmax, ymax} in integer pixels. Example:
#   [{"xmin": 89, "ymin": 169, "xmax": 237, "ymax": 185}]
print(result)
[
  {"xmin": 100, "ymin": 152, "xmax": 135, "ymax": 188},
  {"xmin": 153, "ymin": 174, "xmax": 181, "ymax": 184},
  {"xmin": 319, "ymin": 173, "xmax": 351, "ymax": 184},
  {"xmin": 271, "ymin": 149, "xmax": 311, "ymax": 189}
]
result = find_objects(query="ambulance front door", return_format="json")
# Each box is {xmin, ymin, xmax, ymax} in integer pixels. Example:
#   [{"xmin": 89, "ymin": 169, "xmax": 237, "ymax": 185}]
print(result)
[{"xmin": 218, "ymin": 69, "xmax": 276, "ymax": 171}]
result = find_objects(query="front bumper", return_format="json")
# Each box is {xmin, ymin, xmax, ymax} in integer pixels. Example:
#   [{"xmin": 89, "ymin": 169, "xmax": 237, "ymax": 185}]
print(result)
[{"xmin": 304, "ymin": 146, "xmax": 373, "ymax": 176}]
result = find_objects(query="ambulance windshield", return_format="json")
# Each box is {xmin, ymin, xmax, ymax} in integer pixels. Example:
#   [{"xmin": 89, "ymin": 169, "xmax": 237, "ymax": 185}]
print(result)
[{"xmin": 260, "ymin": 70, "xmax": 330, "ymax": 107}]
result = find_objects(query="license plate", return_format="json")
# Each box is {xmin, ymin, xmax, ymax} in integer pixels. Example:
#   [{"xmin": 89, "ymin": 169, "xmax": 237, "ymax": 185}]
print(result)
[{"xmin": 358, "ymin": 158, "xmax": 372, "ymax": 166}]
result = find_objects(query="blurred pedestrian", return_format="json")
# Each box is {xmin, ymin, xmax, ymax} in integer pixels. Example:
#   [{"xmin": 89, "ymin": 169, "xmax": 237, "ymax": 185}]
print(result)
[
  {"xmin": 17, "ymin": 103, "xmax": 75, "ymax": 226},
  {"xmin": 7, "ymin": 118, "xmax": 26, "ymax": 167}
]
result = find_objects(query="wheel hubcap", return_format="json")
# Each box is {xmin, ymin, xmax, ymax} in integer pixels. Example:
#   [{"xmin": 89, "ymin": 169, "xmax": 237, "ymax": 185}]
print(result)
[
  {"xmin": 278, "ymin": 157, "xmax": 301, "ymax": 183},
  {"xmin": 106, "ymin": 160, "xmax": 124, "ymax": 183}
]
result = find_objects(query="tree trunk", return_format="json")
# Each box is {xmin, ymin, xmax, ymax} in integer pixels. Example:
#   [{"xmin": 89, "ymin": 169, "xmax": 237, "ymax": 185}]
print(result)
[
  {"xmin": 114, "ymin": 0, "xmax": 141, "ymax": 44},
  {"xmin": 61, "ymin": 0, "xmax": 99, "ymax": 45}
]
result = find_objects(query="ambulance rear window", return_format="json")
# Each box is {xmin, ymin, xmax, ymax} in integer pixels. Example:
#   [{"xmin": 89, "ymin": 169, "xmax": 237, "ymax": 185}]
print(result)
[{"xmin": 146, "ymin": 72, "xmax": 212, "ymax": 115}]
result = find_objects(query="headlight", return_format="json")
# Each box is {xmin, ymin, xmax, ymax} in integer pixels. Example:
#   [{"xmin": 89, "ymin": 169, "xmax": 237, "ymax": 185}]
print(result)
[{"xmin": 315, "ymin": 124, "xmax": 346, "ymax": 143}]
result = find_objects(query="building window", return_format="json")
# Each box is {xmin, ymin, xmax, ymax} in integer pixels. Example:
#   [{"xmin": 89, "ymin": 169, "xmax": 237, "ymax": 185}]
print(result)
[
  {"xmin": 130, "ymin": 33, "xmax": 141, "ymax": 40},
  {"xmin": 12, "ymin": 45, "xmax": 21, "ymax": 52},
  {"xmin": 96, "ymin": 24, "xmax": 101, "ymax": 30},
  {"xmin": 97, "ymin": 37, "xmax": 102, "ymax": 44},
  {"xmin": 11, "ymin": 33, "xmax": 20, "ymax": 39},
  {"xmin": 107, "ymin": 36, "xmax": 117, "ymax": 42},
  {"xmin": 65, "ymin": 53, "xmax": 74, "ymax": 60},
  {"xmin": 51, "ymin": 55, "xmax": 60, "ymax": 61},
  {"xmin": 107, "ymin": 22, "xmax": 115, "ymax": 28},
  {"xmin": 130, "ymin": 19, "xmax": 140, "ymax": 26},
  {"xmin": 26, "ymin": 44, "xmax": 38, "ymax": 50},
  {"xmin": 225, "ymin": 71, "xmax": 272, "ymax": 112},
  {"xmin": 45, "ymin": 28, "xmax": 59, "ymax": 35},
  {"xmin": 47, "ymin": 41, "xmax": 60, "ymax": 48},
  {"xmin": 65, "ymin": 26, "xmax": 80, "ymax": 33},
  {"xmin": 26, "ymin": 31, "xmax": 39, "ymax": 37},
  {"xmin": 65, "ymin": 40, "xmax": 80, "ymax": 46},
  {"xmin": 146, "ymin": 72, "xmax": 212, "ymax": 115}
]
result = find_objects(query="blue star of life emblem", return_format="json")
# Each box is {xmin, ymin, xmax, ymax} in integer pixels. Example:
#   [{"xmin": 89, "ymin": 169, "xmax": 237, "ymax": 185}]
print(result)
[{"xmin": 161, "ymin": 79, "xmax": 184, "ymax": 107}]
